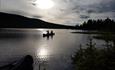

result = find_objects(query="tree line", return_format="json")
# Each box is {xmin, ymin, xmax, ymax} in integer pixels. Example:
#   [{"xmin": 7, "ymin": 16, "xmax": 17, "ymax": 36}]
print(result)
[{"xmin": 76, "ymin": 18, "xmax": 115, "ymax": 31}]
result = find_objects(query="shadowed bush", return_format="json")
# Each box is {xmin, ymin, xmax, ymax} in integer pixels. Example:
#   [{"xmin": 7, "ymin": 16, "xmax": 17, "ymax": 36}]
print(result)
[{"xmin": 72, "ymin": 38, "xmax": 115, "ymax": 70}]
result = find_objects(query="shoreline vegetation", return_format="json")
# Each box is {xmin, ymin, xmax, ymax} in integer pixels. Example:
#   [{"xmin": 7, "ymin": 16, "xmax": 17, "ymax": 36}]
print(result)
[
  {"xmin": 75, "ymin": 18, "xmax": 115, "ymax": 32},
  {"xmin": 71, "ymin": 38, "xmax": 115, "ymax": 70},
  {"xmin": 71, "ymin": 31, "xmax": 115, "ymax": 34}
]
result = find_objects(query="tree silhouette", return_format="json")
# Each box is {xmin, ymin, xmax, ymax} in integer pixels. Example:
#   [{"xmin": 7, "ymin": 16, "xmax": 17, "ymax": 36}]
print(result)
[
  {"xmin": 72, "ymin": 38, "xmax": 115, "ymax": 70},
  {"xmin": 76, "ymin": 18, "xmax": 115, "ymax": 31}
]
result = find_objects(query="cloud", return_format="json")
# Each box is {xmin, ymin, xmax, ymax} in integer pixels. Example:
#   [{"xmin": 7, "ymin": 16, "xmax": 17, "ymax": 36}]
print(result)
[
  {"xmin": 80, "ymin": 15, "xmax": 90, "ymax": 19},
  {"xmin": 0, "ymin": 0, "xmax": 41, "ymax": 17},
  {"xmin": 40, "ymin": 0, "xmax": 115, "ymax": 24},
  {"xmin": 0, "ymin": 0, "xmax": 115, "ymax": 25},
  {"xmin": 85, "ymin": 0, "xmax": 115, "ymax": 14}
]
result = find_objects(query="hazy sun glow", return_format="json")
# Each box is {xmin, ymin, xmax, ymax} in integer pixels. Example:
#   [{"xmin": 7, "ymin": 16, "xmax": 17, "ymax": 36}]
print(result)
[
  {"xmin": 37, "ymin": 47, "xmax": 48, "ymax": 59},
  {"xmin": 39, "ymin": 48, "xmax": 47, "ymax": 56},
  {"xmin": 35, "ymin": 0, "xmax": 54, "ymax": 9}
]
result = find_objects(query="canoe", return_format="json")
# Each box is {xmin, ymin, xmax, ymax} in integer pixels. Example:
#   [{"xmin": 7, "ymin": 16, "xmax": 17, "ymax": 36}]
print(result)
[{"xmin": 43, "ymin": 33, "xmax": 55, "ymax": 37}]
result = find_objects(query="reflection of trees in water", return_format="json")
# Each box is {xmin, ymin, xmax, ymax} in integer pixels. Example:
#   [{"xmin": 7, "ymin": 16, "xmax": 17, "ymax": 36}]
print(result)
[
  {"xmin": 72, "ymin": 37, "xmax": 115, "ymax": 70},
  {"xmin": 37, "ymin": 57, "xmax": 48, "ymax": 70}
]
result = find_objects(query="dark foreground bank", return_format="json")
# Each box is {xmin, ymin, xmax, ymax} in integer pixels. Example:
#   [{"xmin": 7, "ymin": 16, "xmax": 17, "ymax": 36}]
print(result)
[
  {"xmin": 72, "ymin": 38, "xmax": 115, "ymax": 70},
  {"xmin": 0, "ymin": 55, "xmax": 33, "ymax": 70}
]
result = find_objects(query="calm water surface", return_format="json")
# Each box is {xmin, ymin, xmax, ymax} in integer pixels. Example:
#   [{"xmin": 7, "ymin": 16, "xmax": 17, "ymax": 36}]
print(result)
[{"xmin": 0, "ymin": 29, "xmax": 105, "ymax": 70}]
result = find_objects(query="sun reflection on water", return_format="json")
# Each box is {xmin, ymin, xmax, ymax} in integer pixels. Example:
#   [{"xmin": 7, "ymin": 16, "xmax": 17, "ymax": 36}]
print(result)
[
  {"xmin": 37, "ymin": 45, "xmax": 49, "ymax": 61},
  {"xmin": 37, "ymin": 29, "xmax": 47, "ymax": 34},
  {"xmin": 38, "ymin": 47, "xmax": 48, "ymax": 57}
]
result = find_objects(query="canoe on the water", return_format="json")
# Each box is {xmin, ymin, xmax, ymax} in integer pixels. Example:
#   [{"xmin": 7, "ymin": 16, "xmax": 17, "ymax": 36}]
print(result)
[{"xmin": 43, "ymin": 33, "xmax": 55, "ymax": 37}]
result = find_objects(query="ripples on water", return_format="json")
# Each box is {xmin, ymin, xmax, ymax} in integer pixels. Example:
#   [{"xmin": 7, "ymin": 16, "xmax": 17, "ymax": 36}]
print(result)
[{"xmin": 0, "ymin": 29, "xmax": 106, "ymax": 70}]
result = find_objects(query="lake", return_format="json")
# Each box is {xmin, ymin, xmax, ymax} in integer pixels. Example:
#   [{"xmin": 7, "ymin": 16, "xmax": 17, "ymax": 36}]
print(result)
[{"xmin": 0, "ymin": 29, "xmax": 107, "ymax": 70}]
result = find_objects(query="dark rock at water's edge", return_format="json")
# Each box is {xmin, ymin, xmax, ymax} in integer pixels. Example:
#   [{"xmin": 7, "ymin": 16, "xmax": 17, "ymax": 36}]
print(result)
[
  {"xmin": 0, "ymin": 55, "xmax": 33, "ymax": 70},
  {"xmin": 0, "ymin": 12, "xmax": 75, "ymax": 29}
]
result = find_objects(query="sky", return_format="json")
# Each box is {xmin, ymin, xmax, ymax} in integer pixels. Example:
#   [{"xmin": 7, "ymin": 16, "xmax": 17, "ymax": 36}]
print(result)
[{"xmin": 0, "ymin": 0, "xmax": 115, "ymax": 25}]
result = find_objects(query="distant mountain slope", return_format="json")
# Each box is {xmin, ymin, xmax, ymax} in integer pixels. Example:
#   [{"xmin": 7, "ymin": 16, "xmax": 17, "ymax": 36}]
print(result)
[{"xmin": 0, "ymin": 12, "xmax": 75, "ymax": 28}]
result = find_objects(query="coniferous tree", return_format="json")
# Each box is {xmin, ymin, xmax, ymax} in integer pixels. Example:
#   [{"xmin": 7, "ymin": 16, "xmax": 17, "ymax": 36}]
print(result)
[{"xmin": 76, "ymin": 18, "xmax": 115, "ymax": 31}]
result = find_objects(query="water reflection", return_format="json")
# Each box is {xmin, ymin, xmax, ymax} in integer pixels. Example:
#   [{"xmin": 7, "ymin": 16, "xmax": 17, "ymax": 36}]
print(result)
[
  {"xmin": 37, "ymin": 29, "xmax": 47, "ymax": 34},
  {"xmin": 36, "ymin": 44, "xmax": 49, "ymax": 70},
  {"xmin": 37, "ymin": 47, "xmax": 49, "ymax": 60},
  {"xmin": 0, "ymin": 29, "xmax": 108, "ymax": 70}
]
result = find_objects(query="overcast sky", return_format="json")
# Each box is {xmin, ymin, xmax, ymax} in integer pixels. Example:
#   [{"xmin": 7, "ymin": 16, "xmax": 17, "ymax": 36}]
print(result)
[{"xmin": 0, "ymin": 0, "xmax": 115, "ymax": 25}]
